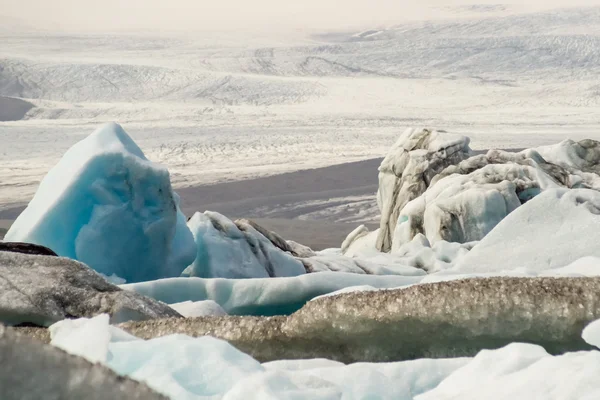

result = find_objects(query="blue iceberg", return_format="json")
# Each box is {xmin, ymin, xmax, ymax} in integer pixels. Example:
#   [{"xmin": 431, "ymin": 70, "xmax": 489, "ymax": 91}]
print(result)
[{"xmin": 5, "ymin": 122, "xmax": 196, "ymax": 283}]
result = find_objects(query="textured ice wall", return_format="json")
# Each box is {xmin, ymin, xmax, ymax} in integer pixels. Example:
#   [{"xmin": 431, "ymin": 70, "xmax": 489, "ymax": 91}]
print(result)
[
  {"xmin": 5, "ymin": 123, "xmax": 196, "ymax": 283},
  {"xmin": 122, "ymin": 277, "xmax": 600, "ymax": 363},
  {"xmin": 121, "ymin": 272, "xmax": 421, "ymax": 316}
]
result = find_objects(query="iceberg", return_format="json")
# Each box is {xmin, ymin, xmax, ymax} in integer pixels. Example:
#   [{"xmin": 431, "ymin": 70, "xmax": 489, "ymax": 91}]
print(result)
[
  {"xmin": 376, "ymin": 128, "xmax": 471, "ymax": 252},
  {"xmin": 5, "ymin": 122, "xmax": 196, "ymax": 283},
  {"xmin": 184, "ymin": 211, "xmax": 305, "ymax": 278},
  {"xmin": 454, "ymin": 189, "xmax": 600, "ymax": 273}
]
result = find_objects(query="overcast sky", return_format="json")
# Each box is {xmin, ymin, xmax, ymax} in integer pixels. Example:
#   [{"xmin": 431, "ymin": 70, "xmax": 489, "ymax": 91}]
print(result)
[{"xmin": 2, "ymin": 0, "xmax": 599, "ymax": 33}]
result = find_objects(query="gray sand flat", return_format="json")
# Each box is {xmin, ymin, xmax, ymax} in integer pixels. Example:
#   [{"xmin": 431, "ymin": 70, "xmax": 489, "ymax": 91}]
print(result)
[
  {"xmin": 177, "ymin": 158, "xmax": 382, "ymax": 217},
  {"xmin": 0, "ymin": 96, "xmax": 34, "ymax": 121}
]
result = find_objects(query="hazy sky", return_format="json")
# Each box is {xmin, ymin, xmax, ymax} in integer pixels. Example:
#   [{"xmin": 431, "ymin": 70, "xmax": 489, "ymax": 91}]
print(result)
[{"xmin": 2, "ymin": 0, "xmax": 599, "ymax": 33}]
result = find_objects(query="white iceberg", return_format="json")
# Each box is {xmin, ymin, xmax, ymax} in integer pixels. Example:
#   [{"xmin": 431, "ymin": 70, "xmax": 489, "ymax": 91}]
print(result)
[
  {"xmin": 454, "ymin": 189, "xmax": 600, "ymax": 273},
  {"xmin": 5, "ymin": 122, "xmax": 196, "ymax": 283},
  {"xmin": 184, "ymin": 211, "xmax": 305, "ymax": 279}
]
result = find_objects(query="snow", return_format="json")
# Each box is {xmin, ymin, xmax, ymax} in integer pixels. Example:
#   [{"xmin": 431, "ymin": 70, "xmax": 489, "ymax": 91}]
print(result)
[
  {"xmin": 121, "ymin": 272, "xmax": 422, "ymax": 316},
  {"xmin": 454, "ymin": 189, "xmax": 600, "ymax": 273},
  {"xmin": 48, "ymin": 313, "xmax": 600, "ymax": 400},
  {"xmin": 184, "ymin": 211, "xmax": 305, "ymax": 279},
  {"xmin": 4, "ymin": 122, "xmax": 196, "ymax": 283}
]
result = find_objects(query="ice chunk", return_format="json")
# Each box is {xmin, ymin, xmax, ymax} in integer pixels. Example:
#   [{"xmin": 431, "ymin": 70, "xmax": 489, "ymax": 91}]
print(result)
[
  {"xmin": 376, "ymin": 128, "xmax": 471, "ymax": 252},
  {"xmin": 0, "ymin": 325, "xmax": 167, "ymax": 400},
  {"xmin": 5, "ymin": 122, "xmax": 196, "ymax": 283},
  {"xmin": 121, "ymin": 272, "xmax": 422, "ymax": 316},
  {"xmin": 49, "ymin": 314, "xmax": 113, "ymax": 364},
  {"xmin": 582, "ymin": 319, "xmax": 600, "ymax": 349},
  {"xmin": 121, "ymin": 277, "xmax": 600, "ymax": 364},
  {"xmin": 169, "ymin": 300, "xmax": 227, "ymax": 317},
  {"xmin": 109, "ymin": 335, "xmax": 264, "ymax": 399},
  {"xmin": 184, "ymin": 211, "xmax": 305, "ymax": 278},
  {"xmin": 416, "ymin": 343, "xmax": 600, "ymax": 400},
  {"xmin": 454, "ymin": 189, "xmax": 600, "ymax": 273}
]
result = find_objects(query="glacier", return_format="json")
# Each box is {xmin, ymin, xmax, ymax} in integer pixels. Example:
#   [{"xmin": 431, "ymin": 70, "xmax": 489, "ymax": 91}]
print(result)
[{"xmin": 5, "ymin": 122, "xmax": 196, "ymax": 283}]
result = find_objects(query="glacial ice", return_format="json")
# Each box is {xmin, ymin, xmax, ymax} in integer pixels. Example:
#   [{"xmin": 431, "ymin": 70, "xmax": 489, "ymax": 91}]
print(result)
[
  {"xmin": 5, "ymin": 122, "xmax": 196, "ymax": 283},
  {"xmin": 184, "ymin": 211, "xmax": 305, "ymax": 279},
  {"xmin": 582, "ymin": 319, "xmax": 600, "ymax": 348},
  {"xmin": 384, "ymin": 139, "xmax": 600, "ymax": 250},
  {"xmin": 48, "ymin": 313, "xmax": 600, "ymax": 400},
  {"xmin": 169, "ymin": 300, "xmax": 227, "ymax": 317},
  {"xmin": 376, "ymin": 128, "xmax": 472, "ymax": 252},
  {"xmin": 121, "ymin": 272, "xmax": 422, "ymax": 316},
  {"xmin": 454, "ymin": 189, "xmax": 600, "ymax": 273},
  {"xmin": 417, "ymin": 343, "xmax": 600, "ymax": 400}
]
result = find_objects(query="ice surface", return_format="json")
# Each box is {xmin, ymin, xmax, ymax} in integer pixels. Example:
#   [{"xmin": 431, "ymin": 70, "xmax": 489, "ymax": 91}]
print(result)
[
  {"xmin": 50, "ymin": 314, "xmax": 113, "ymax": 364},
  {"xmin": 121, "ymin": 272, "xmax": 422, "ymax": 316},
  {"xmin": 416, "ymin": 343, "xmax": 600, "ymax": 400},
  {"xmin": 539, "ymin": 257, "xmax": 600, "ymax": 277},
  {"xmin": 0, "ymin": 324, "xmax": 167, "ymax": 400},
  {"xmin": 120, "ymin": 277, "xmax": 600, "ymax": 365},
  {"xmin": 169, "ymin": 300, "xmax": 227, "ymax": 317},
  {"xmin": 184, "ymin": 211, "xmax": 305, "ymax": 279},
  {"xmin": 5, "ymin": 123, "xmax": 196, "ymax": 283},
  {"xmin": 454, "ymin": 189, "xmax": 600, "ymax": 273},
  {"xmin": 582, "ymin": 319, "xmax": 600, "ymax": 348},
  {"xmin": 49, "ymin": 312, "xmax": 600, "ymax": 399}
]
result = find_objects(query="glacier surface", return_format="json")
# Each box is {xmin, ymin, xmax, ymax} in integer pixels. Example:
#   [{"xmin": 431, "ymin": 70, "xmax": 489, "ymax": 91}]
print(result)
[{"xmin": 5, "ymin": 122, "xmax": 196, "ymax": 283}]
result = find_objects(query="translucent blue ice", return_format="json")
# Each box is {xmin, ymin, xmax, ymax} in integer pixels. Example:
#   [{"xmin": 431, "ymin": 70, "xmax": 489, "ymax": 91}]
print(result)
[{"xmin": 5, "ymin": 123, "xmax": 196, "ymax": 282}]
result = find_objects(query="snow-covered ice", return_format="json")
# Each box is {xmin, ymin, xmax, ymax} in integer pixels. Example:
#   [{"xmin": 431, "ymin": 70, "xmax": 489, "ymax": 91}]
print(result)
[
  {"xmin": 47, "ymin": 313, "xmax": 600, "ymax": 400},
  {"xmin": 4, "ymin": 122, "xmax": 196, "ymax": 283},
  {"xmin": 454, "ymin": 189, "xmax": 600, "ymax": 274}
]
